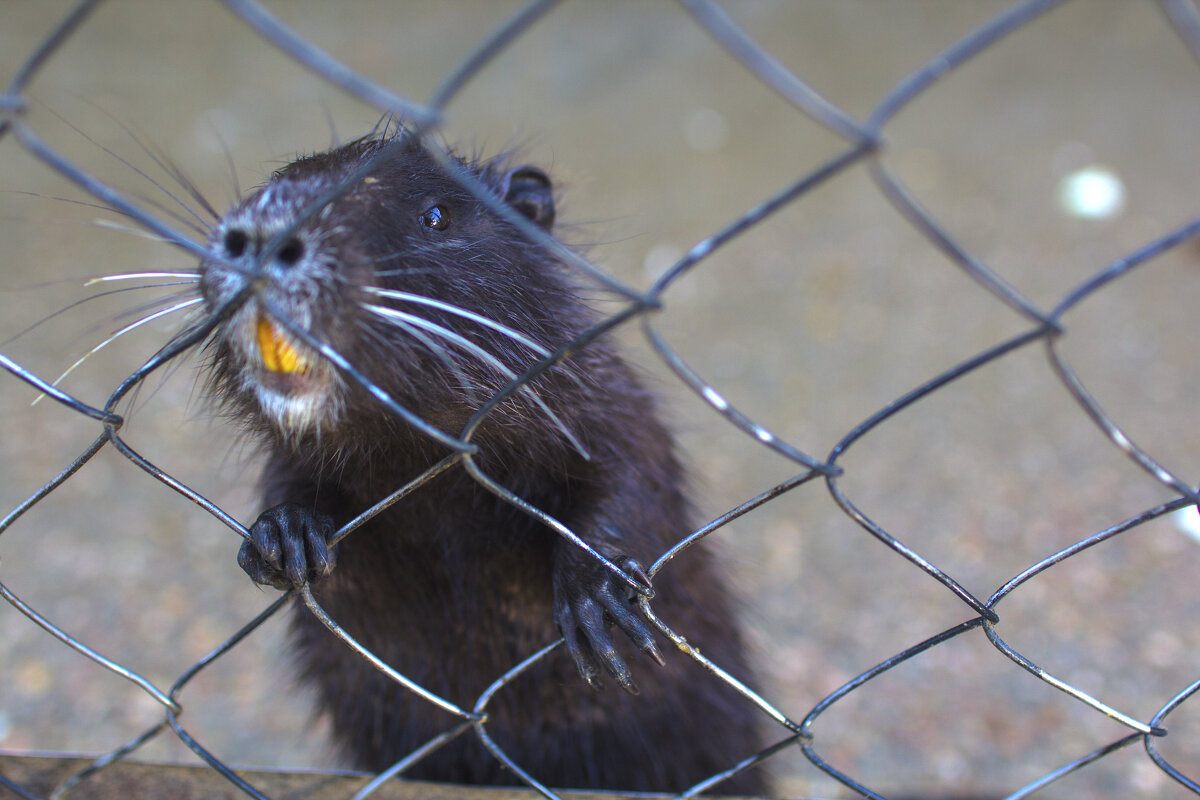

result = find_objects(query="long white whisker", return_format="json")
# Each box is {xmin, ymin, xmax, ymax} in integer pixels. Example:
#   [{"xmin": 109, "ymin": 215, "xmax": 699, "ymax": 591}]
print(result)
[
  {"xmin": 364, "ymin": 286, "xmax": 591, "ymax": 396},
  {"xmin": 90, "ymin": 218, "xmax": 192, "ymax": 244},
  {"xmin": 365, "ymin": 287, "xmax": 551, "ymax": 356},
  {"xmin": 365, "ymin": 304, "xmax": 589, "ymax": 460},
  {"xmin": 33, "ymin": 297, "xmax": 204, "ymax": 406},
  {"xmin": 364, "ymin": 307, "xmax": 480, "ymax": 404},
  {"xmin": 108, "ymin": 289, "xmax": 205, "ymax": 329},
  {"xmin": 3, "ymin": 282, "xmax": 201, "ymax": 348},
  {"xmin": 84, "ymin": 271, "xmax": 200, "ymax": 286}
]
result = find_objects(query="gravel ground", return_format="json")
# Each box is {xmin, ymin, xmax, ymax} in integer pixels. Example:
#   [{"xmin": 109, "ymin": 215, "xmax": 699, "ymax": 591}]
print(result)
[{"xmin": 3, "ymin": 3, "xmax": 1200, "ymax": 799}]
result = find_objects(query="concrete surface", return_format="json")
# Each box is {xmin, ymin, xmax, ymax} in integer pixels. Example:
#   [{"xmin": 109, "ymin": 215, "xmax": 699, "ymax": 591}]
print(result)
[{"xmin": 3, "ymin": 2, "xmax": 1200, "ymax": 798}]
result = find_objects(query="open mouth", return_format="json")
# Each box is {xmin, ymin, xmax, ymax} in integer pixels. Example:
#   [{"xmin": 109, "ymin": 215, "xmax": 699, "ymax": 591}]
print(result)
[
  {"xmin": 247, "ymin": 312, "xmax": 336, "ymax": 431},
  {"xmin": 256, "ymin": 313, "xmax": 311, "ymax": 376}
]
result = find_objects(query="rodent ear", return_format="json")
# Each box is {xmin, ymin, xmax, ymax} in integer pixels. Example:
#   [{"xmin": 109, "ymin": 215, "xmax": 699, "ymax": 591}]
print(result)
[{"xmin": 502, "ymin": 166, "xmax": 555, "ymax": 231}]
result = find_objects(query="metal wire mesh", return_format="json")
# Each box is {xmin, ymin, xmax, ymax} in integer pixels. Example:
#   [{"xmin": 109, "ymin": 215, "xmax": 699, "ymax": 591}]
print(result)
[{"xmin": 3, "ymin": 1, "xmax": 1200, "ymax": 798}]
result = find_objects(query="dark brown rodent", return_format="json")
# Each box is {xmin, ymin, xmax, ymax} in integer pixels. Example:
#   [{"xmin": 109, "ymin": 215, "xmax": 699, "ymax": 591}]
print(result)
[{"xmin": 198, "ymin": 128, "xmax": 766, "ymax": 793}]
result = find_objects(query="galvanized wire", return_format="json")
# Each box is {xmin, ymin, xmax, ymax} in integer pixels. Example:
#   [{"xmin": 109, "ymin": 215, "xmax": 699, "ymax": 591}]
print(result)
[{"xmin": 3, "ymin": 1, "xmax": 1200, "ymax": 798}]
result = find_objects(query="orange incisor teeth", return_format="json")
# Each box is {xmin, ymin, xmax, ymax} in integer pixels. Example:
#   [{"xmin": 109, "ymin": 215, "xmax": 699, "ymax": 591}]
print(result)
[{"xmin": 256, "ymin": 314, "xmax": 308, "ymax": 374}]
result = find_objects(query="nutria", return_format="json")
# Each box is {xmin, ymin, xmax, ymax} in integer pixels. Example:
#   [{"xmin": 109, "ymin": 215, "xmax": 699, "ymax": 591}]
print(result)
[{"xmin": 198, "ymin": 126, "xmax": 766, "ymax": 793}]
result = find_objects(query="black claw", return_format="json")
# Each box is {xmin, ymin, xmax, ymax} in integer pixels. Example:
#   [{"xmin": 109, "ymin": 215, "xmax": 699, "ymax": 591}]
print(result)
[
  {"xmin": 619, "ymin": 558, "xmax": 654, "ymax": 596},
  {"xmin": 250, "ymin": 520, "xmax": 283, "ymax": 571},
  {"xmin": 598, "ymin": 643, "xmax": 637, "ymax": 694},
  {"xmin": 552, "ymin": 546, "xmax": 661, "ymax": 691},
  {"xmin": 238, "ymin": 539, "xmax": 282, "ymax": 589}
]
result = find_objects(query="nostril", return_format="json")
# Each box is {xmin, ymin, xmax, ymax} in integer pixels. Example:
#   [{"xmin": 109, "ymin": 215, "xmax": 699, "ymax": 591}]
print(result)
[
  {"xmin": 277, "ymin": 237, "xmax": 305, "ymax": 267},
  {"xmin": 223, "ymin": 229, "xmax": 249, "ymax": 258}
]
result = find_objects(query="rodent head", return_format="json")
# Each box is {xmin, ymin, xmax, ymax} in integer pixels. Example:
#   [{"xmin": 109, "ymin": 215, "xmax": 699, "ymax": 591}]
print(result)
[{"xmin": 198, "ymin": 133, "xmax": 576, "ymax": 453}]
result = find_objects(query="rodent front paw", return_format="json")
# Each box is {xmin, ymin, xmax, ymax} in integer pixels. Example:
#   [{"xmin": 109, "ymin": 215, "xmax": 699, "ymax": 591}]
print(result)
[
  {"xmin": 238, "ymin": 503, "xmax": 337, "ymax": 590},
  {"xmin": 552, "ymin": 553, "xmax": 666, "ymax": 695}
]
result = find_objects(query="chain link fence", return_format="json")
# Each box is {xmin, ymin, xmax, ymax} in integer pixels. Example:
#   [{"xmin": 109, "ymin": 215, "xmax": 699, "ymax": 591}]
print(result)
[{"xmin": 3, "ymin": 1, "xmax": 1200, "ymax": 798}]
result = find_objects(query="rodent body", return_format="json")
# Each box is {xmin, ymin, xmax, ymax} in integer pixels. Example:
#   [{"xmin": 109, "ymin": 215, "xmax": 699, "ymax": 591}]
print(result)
[{"xmin": 198, "ymin": 129, "xmax": 765, "ymax": 793}]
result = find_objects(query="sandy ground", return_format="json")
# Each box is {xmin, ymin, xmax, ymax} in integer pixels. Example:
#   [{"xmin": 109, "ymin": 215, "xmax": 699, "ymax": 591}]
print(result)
[{"xmin": 3, "ymin": 2, "xmax": 1200, "ymax": 798}]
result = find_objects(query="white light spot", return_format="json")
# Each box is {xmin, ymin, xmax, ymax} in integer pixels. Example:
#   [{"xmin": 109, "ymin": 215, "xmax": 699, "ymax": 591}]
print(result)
[
  {"xmin": 1058, "ymin": 166, "xmax": 1125, "ymax": 220},
  {"xmin": 643, "ymin": 243, "xmax": 684, "ymax": 282},
  {"xmin": 1173, "ymin": 506, "xmax": 1200, "ymax": 544},
  {"xmin": 754, "ymin": 426, "xmax": 775, "ymax": 443},
  {"xmin": 683, "ymin": 107, "xmax": 730, "ymax": 153},
  {"xmin": 701, "ymin": 386, "xmax": 729, "ymax": 411}
]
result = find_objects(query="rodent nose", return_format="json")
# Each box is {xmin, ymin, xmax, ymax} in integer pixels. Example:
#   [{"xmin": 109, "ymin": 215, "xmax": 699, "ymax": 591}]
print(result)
[
  {"xmin": 223, "ymin": 228, "xmax": 249, "ymax": 258},
  {"xmin": 275, "ymin": 237, "xmax": 305, "ymax": 267},
  {"xmin": 222, "ymin": 228, "xmax": 305, "ymax": 270}
]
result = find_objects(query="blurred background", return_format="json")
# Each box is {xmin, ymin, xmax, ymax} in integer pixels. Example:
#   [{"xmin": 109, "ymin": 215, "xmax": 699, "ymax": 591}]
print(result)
[{"xmin": 3, "ymin": 2, "xmax": 1200, "ymax": 798}]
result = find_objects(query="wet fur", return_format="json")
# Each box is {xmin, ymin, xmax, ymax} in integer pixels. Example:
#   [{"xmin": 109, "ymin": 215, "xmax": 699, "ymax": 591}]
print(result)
[{"xmin": 198, "ymin": 131, "xmax": 766, "ymax": 792}]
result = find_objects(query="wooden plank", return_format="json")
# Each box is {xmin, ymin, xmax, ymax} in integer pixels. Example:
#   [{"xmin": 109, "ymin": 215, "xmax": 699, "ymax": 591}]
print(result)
[{"xmin": 0, "ymin": 754, "xmax": 640, "ymax": 800}]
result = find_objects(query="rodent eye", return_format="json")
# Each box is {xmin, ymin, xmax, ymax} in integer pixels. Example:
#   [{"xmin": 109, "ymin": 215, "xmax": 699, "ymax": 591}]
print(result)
[
  {"xmin": 420, "ymin": 205, "xmax": 451, "ymax": 231},
  {"xmin": 223, "ymin": 229, "xmax": 249, "ymax": 258}
]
